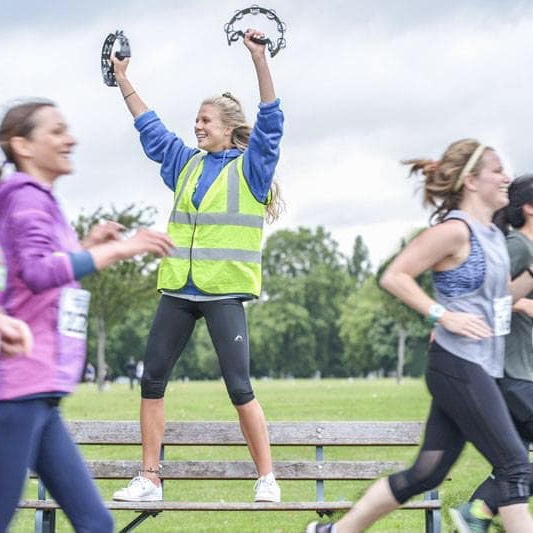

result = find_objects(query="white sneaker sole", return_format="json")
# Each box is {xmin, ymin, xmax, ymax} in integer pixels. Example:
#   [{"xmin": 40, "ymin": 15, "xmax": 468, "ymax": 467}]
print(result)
[
  {"xmin": 448, "ymin": 508, "xmax": 473, "ymax": 533},
  {"xmin": 112, "ymin": 493, "xmax": 163, "ymax": 502},
  {"xmin": 306, "ymin": 521, "xmax": 319, "ymax": 533}
]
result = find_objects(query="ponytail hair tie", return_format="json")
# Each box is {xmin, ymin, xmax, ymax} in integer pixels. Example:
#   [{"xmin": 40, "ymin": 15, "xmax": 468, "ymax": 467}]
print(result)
[
  {"xmin": 221, "ymin": 92, "xmax": 239, "ymax": 104},
  {"xmin": 424, "ymin": 161, "xmax": 439, "ymax": 174}
]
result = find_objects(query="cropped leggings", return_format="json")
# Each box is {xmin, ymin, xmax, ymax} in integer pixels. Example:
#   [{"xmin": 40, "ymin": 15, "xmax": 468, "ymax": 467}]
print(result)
[
  {"xmin": 141, "ymin": 295, "xmax": 254, "ymax": 405},
  {"xmin": 0, "ymin": 398, "xmax": 113, "ymax": 533},
  {"xmin": 470, "ymin": 376, "xmax": 533, "ymax": 513},
  {"xmin": 389, "ymin": 343, "xmax": 531, "ymax": 507}
]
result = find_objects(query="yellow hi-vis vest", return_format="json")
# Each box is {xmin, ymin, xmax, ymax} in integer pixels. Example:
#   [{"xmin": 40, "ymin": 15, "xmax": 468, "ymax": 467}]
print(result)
[{"xmin": 157, "ymin": 152, "xmax": 268, "ymax": 297}]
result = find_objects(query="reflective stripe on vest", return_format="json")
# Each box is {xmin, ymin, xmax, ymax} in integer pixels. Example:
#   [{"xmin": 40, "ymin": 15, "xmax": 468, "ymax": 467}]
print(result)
[{"xmin": 158, "ymin": 153, "xmax": 266, "ymax": 296}]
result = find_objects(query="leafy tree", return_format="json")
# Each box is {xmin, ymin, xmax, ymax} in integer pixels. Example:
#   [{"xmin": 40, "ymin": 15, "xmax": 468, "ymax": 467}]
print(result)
[
  {"xmin": 376, "ymin": 229, "xmax": 433, "ymax": 382},
  {"xmin": 262, "ymin": 226, "xmax": 346, "ymax": 296},
  {"xmin": 338, "ymin": 276, "xmax": 384, "ymax": 376},
  {"xmin": 347, "ymin": 235, "xmax": 372, "ymax": 289},
  {"xmin": 74, "ymin": 204, "xmax": 162, "ymax": 390},
  {"xmin": 96, "ymin": 301, "xmax": 157, "ymax": 379},
  {"xmin": 192, "ymin": 322, "xmax": 221, "ymax": 379},
  {"xmin": 339, "ymin": 274, "xmax": 431, "ymax": 379},
  {"xmin": 260, "ymin": 226, "xmax": 349, "ymax": 376},
  {"xmin": 247, "ymin": 299, "xmax": 316, "ymax": 377}
]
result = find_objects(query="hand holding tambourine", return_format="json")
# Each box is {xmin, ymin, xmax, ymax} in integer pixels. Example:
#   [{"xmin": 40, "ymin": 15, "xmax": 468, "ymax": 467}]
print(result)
[
  {"xmin": 101, "ymin": 30, "xmax": 131, "ymax": 86},
  {"xmin": 224, "ymin": 5, "xmax": 286, "ymax": 57}
]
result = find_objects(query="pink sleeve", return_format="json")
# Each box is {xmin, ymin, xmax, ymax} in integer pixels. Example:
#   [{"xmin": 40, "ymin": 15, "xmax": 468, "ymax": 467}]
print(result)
[{"xmin": 10, "ymin": 198, "xmax": 75, "ymax": 294}]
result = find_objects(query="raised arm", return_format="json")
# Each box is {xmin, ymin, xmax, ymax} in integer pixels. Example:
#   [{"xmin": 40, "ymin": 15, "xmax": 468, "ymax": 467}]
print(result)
[
  {"xmin": 243, "ymin": 29, "xmax": 276, "ymax": 103},
  {"xmin": 111, "ymin": 56, "xmax": 149, "ymax": 118},
  {"xmin": 111, "ymin": 55, "xmax": 197, "ymax": 191}
]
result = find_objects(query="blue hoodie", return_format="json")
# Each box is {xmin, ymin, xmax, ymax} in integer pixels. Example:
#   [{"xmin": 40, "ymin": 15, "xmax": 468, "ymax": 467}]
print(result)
[{"xmin": 134, "ymin": 98, "xmax": 284, "ymax": 296}]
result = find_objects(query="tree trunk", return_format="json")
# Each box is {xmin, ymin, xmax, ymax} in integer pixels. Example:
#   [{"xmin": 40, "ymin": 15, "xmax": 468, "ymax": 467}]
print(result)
[
  {"xmin": 96, "ymin": 314, "xmax": 107, "ymax": 392},
  {"xmin": 396, "ymin": 326, "xmax": 406, "ymax": 384}
]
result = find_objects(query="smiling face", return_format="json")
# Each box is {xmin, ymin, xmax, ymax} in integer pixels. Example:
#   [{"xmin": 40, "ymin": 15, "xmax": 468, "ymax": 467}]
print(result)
[
  {"xmin": 6, "ymin": 105, "xmax": 78, "ymax": 186},
  {"xmin": 468, "ymin": 149, "xmax": 510, "ymax": 212},
  {"xmin": 194, "ymin": 104, "xmax": 232, "ymax": 153},
  {"xmin": 24, "ymin": 106, "xmax": 77, "ymax": 183}
]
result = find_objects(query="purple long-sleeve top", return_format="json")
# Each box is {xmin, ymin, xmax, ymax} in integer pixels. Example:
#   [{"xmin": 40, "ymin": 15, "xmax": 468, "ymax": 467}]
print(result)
[{"xmin": 0, "ymin": 173, "xmax": 87, "ymax": 400}]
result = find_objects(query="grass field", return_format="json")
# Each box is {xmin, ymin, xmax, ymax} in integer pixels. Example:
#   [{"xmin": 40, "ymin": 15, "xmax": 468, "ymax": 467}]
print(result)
[{"xmin": 11, "ymin": 378, "xmax": 499, "ymax": 533}]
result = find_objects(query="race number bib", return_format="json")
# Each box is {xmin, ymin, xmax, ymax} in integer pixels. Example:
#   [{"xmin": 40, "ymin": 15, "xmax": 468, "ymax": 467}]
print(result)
[
  {"xmin": 58, "ymin": 288, "xmax": 91, "ymax": 339},
  {"xmin": 493, "ymin": 295, "xmax": 512, "ymax": 336}
]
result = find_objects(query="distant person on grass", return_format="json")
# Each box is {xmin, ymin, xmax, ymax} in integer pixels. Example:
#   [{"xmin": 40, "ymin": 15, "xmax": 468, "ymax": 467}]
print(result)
[
  {"xmin": 0, "ymin": 99, "xmax": 173, "ymax": 533},
  {"xmin": 450, "ymin": 173, "xmax": 533, "ymax": 533},
  {"xmin": 306, "ymin": 140, "xmax": 533, "ymax": 533},
  {"xmin": 125, "ymin": 356, "xmax": 137, "ymax": 390},
  {"xmin": 110, "ymin": 28, "xmax": 284, "ymax": 503}
]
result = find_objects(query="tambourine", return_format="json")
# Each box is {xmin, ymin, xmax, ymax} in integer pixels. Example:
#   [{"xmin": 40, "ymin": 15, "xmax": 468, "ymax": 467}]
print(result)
[
  {"xmin": 224, "ymin": 5, "xmax": 286, "ymax": 58},
  {"xmin": 101, "ymin": 30, "xmax": 131, "ymax": 87}
]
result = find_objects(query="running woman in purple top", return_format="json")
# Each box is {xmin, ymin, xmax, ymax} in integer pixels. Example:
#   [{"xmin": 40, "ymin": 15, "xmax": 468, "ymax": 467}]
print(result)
[{"xmin": 0, "ymin": 99, "xmax": 173, "ymax": 533}]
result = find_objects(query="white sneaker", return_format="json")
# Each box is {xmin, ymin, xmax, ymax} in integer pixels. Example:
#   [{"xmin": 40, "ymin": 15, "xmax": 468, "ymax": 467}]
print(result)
[
  {"xmin": 254, "ymin": 472, "xmax": 281, "ymax": 502},
  {"xmin": 112, "ymin": 475, "xmax": 163, "ymax": 501}
]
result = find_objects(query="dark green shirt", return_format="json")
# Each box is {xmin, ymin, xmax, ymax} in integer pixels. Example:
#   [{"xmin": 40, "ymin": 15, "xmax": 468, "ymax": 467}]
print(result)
[{"xmin": 505, "ymin": 230, "xmax": 533, "ymax": 381}]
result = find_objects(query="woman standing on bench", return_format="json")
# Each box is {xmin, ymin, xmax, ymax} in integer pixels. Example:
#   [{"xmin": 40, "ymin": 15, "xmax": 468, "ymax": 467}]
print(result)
[
  {"xmin": 110, "ymin": 28, "xmax": 283, "ymax": 503},
  {"xmin": 307, "ymin": 140, "xmax": 533, "ymax": 533},
  {"xmin": 0, "ymin": 99, "xmax": 173, "ymax": 533}
]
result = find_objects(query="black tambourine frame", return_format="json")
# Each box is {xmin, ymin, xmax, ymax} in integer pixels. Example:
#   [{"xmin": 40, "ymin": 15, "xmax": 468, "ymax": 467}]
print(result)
[
  {"xmin": 224, "ymin": 5, "xmax": 286, "ymax": 58},
  {"xmin": 101, "ymin": 30, "xmax": 131, "ymax": 87}
]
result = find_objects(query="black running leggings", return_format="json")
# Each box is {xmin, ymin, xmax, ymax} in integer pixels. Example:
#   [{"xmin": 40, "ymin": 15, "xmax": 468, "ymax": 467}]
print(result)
[
  {"xmin": 389, "ymin": 343, "xmax": 531, "ymax": 507},
  {"xmin": 470, "ymin": 376, "xmax": 533, "ymax": 513},
  {"xmin": 141, "ymin": 295, "xmax": 254, "ymax": 405}
]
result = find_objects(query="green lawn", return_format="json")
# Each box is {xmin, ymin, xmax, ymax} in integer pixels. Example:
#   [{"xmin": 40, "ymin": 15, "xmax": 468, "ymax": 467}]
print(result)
[{"xmin": 11, "ymin": 378, "xmax": 498, "ymax": 533}]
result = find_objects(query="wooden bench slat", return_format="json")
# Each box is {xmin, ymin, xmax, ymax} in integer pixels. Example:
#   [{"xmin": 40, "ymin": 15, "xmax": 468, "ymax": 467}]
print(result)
[
  {"xmin": 66, "ymin": 421, "xmax": 424, "ymax": 446},
  {"xmin": 19, "ymin": 499, "xmax": 441, "ymax": 512},
  {"xmin": 30, "ymin": 459, "xmax": 405, "ymax": 480}
]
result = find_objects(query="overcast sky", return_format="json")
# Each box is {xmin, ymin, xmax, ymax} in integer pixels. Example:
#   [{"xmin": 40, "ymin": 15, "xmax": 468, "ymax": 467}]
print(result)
[{"xmin": 1, "ymin": 0, "xmax": 532, "ymax": 268}]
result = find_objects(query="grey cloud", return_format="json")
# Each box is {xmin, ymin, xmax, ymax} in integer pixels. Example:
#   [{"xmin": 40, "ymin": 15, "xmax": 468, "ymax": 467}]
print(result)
[{"xmin": 1, "ymin": 0, "xmax": 531, "ymax": 267}]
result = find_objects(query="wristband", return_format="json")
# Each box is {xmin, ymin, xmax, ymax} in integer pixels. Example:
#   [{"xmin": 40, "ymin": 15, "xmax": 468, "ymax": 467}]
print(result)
[
  {"xmin": 527, "ymin": 267, "xmax": 533, "ymax": 279},
  {"xmin": 427, "ymin": 303, "xmax": 446, "ymax": 326}
]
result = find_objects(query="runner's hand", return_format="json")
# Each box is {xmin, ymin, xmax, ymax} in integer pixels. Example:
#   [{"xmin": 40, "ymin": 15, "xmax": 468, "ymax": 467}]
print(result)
[
  {"xmin": 439, "ymin": 311, "xmax": 492, "ymax": 340},
  {"xmin": 121, "ymin": 228, "xmax": 174, "ymax": 259},
  {"xmin": 0, "ymin": 314, "xmax": 33, "ymax": 356},
  {"xmin": 83, "ymin": 220, "xmax": 125, "ymax": 247}
]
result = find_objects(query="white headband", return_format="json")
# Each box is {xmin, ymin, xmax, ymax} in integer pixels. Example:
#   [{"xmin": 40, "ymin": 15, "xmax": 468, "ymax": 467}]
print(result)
[{"xmin": 453, "ymin": 144, "xmax": 486, "ymax": 192}]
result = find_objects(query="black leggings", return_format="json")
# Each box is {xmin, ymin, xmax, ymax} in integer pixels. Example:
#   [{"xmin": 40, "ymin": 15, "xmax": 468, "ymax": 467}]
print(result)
[
  {"xmin": 389, "ymin": 343, "xmax": 530, "ymax": 507},
  {"xmin": 470, "ymin": 376, "xmax": 533, "ymax": 513},
  {"xmin": 141, "ymin": 295, "xmax": 254, "ymax": 405}
]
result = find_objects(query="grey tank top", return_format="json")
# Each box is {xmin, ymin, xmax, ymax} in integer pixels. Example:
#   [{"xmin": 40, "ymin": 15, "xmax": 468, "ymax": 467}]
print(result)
[{"xmin": 434, "ymin": 210, "xmax": 511, "ymax": 378}]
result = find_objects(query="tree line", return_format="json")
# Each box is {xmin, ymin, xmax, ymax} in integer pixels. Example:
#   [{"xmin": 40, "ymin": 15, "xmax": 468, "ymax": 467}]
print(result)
[{"xmin": 76, "ymin": 205, "xmax": 434, "ymax": 389}]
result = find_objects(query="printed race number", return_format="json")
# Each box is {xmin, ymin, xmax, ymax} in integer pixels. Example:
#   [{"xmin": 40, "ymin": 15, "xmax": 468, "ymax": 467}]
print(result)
[
  {"xmin": 58, "ymin": 288, "xmax": 91, "ymax": 339},
  {"xmin": 493, "ymin": 295, "xmax": 512, "ymax": 337}
]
